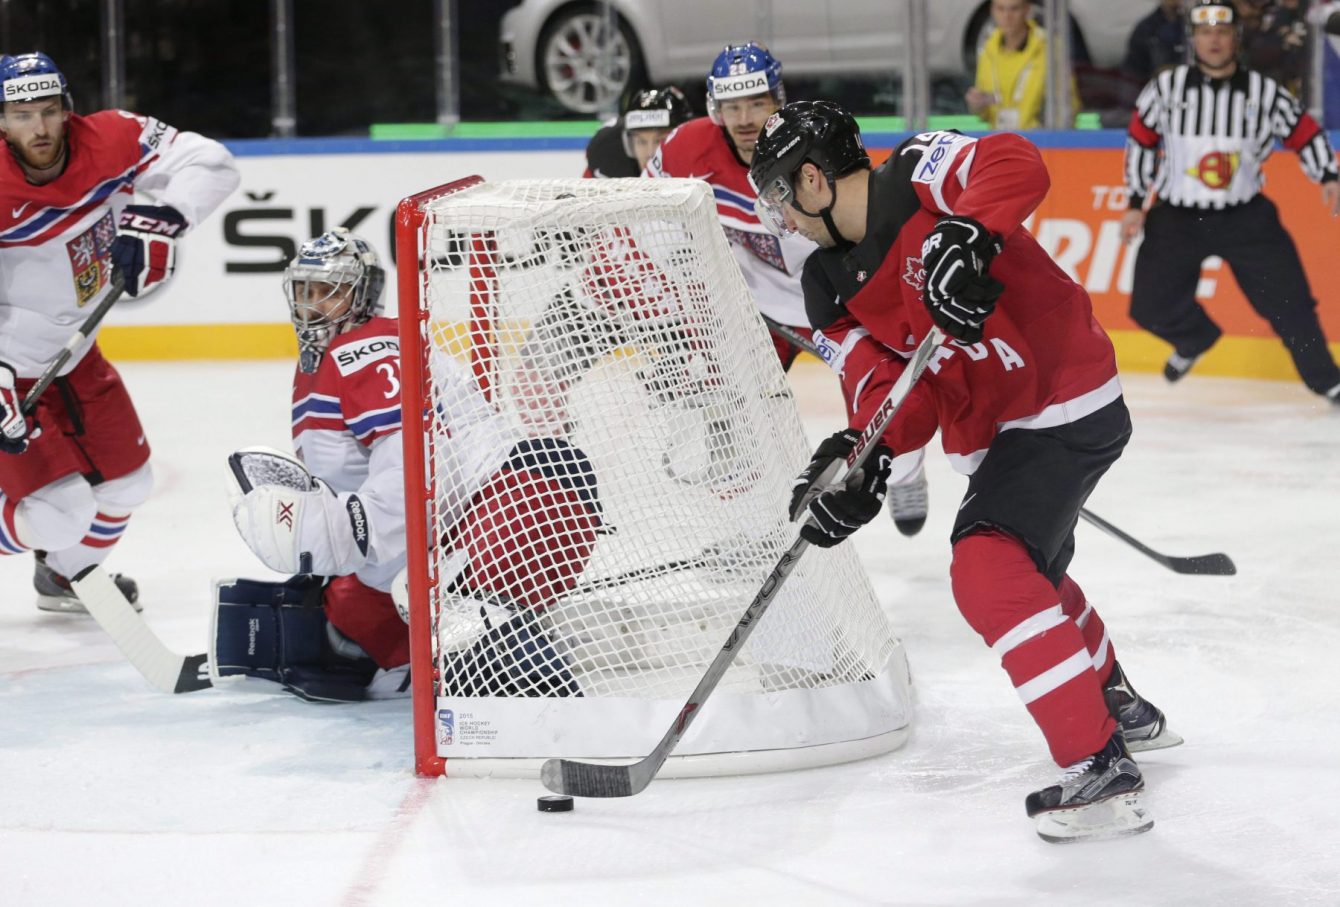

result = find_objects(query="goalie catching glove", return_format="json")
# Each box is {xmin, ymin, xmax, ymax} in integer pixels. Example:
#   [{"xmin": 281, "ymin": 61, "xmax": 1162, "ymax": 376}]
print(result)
[
  {"xmin": 920, "ymin": 215, "xmax": 1004, "ymax": 344},
  {"xmin": 0, "ymin": 361, "xmax": 39, "ymax": 455},
  {"xmin": 788, "ymin": 428, "xmax": 894, "ymax": 548},
  {"xmin": 227, "ymin": 446, "xmax": 371, "ymax": 576},
  {"xmin": 110, "ymin": 204, "xmax": 187, "ymax": 297}
]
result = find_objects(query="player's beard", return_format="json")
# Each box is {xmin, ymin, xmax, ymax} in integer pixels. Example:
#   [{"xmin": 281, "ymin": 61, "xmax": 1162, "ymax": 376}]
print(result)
[
  {"xmin": 13, "ymin": 132, "xmax": 67, "ymax": 173},
  {"xmin": 730, "ymin": 129, "xmax": 759, "ymax": 160}
]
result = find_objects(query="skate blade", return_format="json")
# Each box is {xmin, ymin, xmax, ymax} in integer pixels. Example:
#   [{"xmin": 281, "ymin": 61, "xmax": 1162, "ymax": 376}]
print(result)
[
  {"xmin": 1126, "ymin": 728, "xmax": 1184, "ymax": 753},
  {"xmin": 1034, "ymin": 791, "xmax": 1154, "ymax": 844},
  {"xmin": 36, "ymin": 592, "xmax": 143, "ymax": 615},
  {"xmin": 36, "ymin": 593, "xmax": 91, "ymax": 615}
]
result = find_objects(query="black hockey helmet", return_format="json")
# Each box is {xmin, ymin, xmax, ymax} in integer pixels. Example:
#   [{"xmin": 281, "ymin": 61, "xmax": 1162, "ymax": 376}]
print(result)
[
  {"xmin": 622, "ymin": 86, "xmax": 693, "ymax": 156},
  {"xmin": 748, "ymin": 100, "xmax": 869, "ymax": 240}
]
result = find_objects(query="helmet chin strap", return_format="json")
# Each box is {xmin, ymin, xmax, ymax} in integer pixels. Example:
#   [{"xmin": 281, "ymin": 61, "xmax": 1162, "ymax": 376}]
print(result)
[{"xmin": 791, "ymin": 172, "xmax": 850, "ymax": 247}]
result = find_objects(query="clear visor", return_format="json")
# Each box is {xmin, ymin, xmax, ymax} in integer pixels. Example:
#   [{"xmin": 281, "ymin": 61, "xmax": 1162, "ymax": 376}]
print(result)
[
  {"xmin": 753, "ymin": 174, "xmax": 795, "ymax": 237},
  {"xmin": 1189, "ymin": 5, "xmax": 1234, "ymax": 26}
]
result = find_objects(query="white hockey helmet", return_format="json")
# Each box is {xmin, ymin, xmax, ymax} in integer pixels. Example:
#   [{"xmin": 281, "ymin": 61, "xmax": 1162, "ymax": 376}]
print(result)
[{"xmin": 283, "ymin": 227, "xmax": 385, "ymax": 373}]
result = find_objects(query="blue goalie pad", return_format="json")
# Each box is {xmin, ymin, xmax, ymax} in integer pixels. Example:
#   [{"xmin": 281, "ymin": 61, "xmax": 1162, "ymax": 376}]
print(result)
[
  {"xmin": 211, "ymin": 576, "xmax": 378, "ymax": 703},
  {"xmin": 442, "ymin": 605, "xmax": 583, "ymax": 698}
]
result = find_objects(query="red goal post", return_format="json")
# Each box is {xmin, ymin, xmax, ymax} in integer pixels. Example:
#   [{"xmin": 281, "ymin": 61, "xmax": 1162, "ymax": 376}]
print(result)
[{"xmin": 396, "ymin": 176, "xmax": 911, "ymax": 779}]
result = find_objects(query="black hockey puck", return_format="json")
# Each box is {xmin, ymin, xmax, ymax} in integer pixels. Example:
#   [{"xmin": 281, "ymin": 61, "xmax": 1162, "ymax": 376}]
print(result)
[{"xmin": 537, "ymin": 794, "xmax": 574, "ymax": 812}]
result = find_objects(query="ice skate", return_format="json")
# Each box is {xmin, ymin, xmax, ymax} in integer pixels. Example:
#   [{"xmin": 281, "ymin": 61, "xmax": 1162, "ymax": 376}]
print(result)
[
  {"xmin": 886, "ymin": 469, "xmax": 929, "ymax": 537},
  {"xmin": 1162, "ymin": 351, "xmax": 1201, "ymax": 383},
  {"xmin": 1026, "ymin": 733, "xmax": 1153, "ymax": 844},
  {"xmin": 35, "ymin": 552, "xmax": 141, "ymax": 614},
  {"xmin": 1104, "ymin": 661, "xmax": 1183, "ymax": 753}
]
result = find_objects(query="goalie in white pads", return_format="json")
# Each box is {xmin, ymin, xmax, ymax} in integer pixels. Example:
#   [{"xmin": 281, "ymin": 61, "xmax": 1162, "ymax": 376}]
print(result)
[{"xmin": 217, "ymin": 229, "xmax": 604, "ymax": 702}]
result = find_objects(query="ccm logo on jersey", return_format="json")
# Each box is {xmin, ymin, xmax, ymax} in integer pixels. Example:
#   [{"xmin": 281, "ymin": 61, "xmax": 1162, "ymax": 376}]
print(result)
[
  {"xmin": 912, "ymin": 132, "xmax": 970, "ymax": 184},
  {"xmin": 333, "ymin": 337, "xmax": 399, "ymax": 375}
]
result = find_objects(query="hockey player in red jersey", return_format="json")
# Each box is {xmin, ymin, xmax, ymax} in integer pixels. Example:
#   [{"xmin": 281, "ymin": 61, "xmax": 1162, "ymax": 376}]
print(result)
[
  {"xmin": 583, "ymin": 86, "xmax": 692, "ymax": 178},
  {"xmin": 0, "ymin": 52, "xmax": 239, "ymax": 613},
  {"xmin": 216, "ymin": 229, "xmax": 603, "ymax": 702},
  {"xmin": 647, "ymin": 42, "xmax": 930, "ymax": 534},
  {"xmin": 750, "ymin": 100, "xmax": 1181, "ymax": 843}
]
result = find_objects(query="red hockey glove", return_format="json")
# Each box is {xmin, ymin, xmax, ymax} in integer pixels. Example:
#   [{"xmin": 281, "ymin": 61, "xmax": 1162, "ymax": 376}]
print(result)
[{"xmin": 111, "ymin": 204, "xmax": 188, "ymax": 297}]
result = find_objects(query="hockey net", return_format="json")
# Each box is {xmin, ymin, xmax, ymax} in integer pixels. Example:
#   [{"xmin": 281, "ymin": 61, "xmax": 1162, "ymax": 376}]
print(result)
[{"xmin": 396, "ymin": 176, "xmax": 911, "ymax": 778}]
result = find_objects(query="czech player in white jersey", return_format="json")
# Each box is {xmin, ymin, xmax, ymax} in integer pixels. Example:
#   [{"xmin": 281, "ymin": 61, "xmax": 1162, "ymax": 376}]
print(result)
[
  {"xmin": 215, "ymin": 230, "xmax": 604, "ymax": 702},
  {"xmin": 646, "ymin": 43, "xmax": 930, "ymax": 534},
  {"xmin": 0, "ymin": 52, "xmax": 239, "ymax": 613}
]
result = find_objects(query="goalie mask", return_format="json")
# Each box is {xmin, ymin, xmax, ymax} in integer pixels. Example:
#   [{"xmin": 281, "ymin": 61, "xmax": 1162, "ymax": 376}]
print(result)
[{"xmin": 283, "ymin": 227, "xmax": 385, "ymax": 373}]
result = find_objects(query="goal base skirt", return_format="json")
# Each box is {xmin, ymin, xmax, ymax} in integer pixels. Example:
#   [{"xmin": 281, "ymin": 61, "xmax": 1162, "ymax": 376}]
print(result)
[
  {"xmin": 428, "ymin": 647, "xmax": 913, "ymax": 779},
  {"xmin": 438, "ymin": 726, "xmax": 911, "ymax": 781}
]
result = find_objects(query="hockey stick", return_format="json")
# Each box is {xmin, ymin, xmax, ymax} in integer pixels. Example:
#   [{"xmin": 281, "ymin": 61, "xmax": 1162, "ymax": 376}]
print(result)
[
  {"xmin": 540, "ymin": 326, "xmax": 945, "ymax": 798},
  {"xmin": 21, "ymin": 277, "xmax": 126, "ymax": 415},
  {"xmin": 764, "ymin": 317, "xmax": 1238, "ymax": 578},
  {"xmin": 70, "ymin": 565, "xmax": 212, "ymax": 694},
  {"xmin": 1078, "ymin": 509, "xmax": 1236, "ymax": 576}
]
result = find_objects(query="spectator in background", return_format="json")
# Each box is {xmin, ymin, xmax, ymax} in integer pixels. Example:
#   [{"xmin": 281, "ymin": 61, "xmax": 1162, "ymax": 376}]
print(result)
[
  {"xmin": 1239, "ymin": 0, "xmax": 1310, "ymax": 93},
  {"xmin": 1123, "ymin": 0, "xmax": 1188, "ymax": 84},
  {"xmin": 966, "ymin": 0, "xmax": 1076, "ymax": 129}
]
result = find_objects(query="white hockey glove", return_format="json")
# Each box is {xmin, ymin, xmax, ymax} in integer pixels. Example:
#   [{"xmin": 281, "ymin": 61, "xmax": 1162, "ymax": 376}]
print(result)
[
  {"xmin": 111, "ymin": 204, "xmax": 188, "ymax": 297},
  {"xmin": 0, "ymin": 360, "xmax": 39, "ymax": 455},
  {"xmin": 227, "ymin": 446, "xmax": 371, "ymax": 576}
]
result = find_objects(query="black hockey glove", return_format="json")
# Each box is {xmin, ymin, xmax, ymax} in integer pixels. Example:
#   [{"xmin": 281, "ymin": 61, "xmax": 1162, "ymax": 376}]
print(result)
[
  {"xmin": 788, "ymin": 428, "xmax": 894, "ymax": 548},
  {"xmin": 920, "ymin": 215, "xmax": 1005, "ymax": 344},
  {"xmin": 0, "ymin": 361, "xmax": 39, "ymax": 455},
  {"xmin": 111, "ymin": 204, "xmax": 188, "ymax": 297}
]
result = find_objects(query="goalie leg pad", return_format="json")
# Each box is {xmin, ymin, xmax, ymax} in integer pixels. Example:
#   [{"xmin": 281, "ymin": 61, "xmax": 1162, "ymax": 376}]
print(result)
[
  {"xmin": 442, "ymin": 606, "xmax": 581, "ymax": 697},
  {"xmin": 451, "ymin": 464, "xmax": 601, "ymax": 610},
  {"xmin": 212, "ymin": 575, "xmax": 378, "ymax": 702}
]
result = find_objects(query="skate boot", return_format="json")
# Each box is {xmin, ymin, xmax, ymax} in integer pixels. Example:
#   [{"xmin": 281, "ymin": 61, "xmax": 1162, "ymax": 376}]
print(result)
[
  {"xmin": 886, "ymin": 469, "xmax": 929, "ymax": 537},
  {"xmin": 1162, "ymin": 351, "xmax": 1201, "ymax": 383},
  {"xmin": 1103, "ymin": 661, "xmax": 1183, "ymax": 753},
  {"xmin": 34, "ymin": 552, "xmax": 142, "ymax": 614},
  {"xmin": 1025, "ymin": 733, "xmax": 1153, "ymax": 843}
]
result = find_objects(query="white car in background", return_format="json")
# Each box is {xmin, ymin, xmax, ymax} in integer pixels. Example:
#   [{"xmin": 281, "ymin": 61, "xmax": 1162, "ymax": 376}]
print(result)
[{"xmin": 499, "ymin": 0, "xmax": 1152, "ymax": 114}]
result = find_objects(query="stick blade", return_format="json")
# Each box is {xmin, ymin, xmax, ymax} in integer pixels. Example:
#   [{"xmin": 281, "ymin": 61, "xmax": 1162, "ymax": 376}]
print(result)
[
  {"xmin": 1170, "ymin": 552, "xmax": 1237, "ymax": 576},
  {"xmin": 540, "ymin": 758, "xmax": 637, "ymax": 798},
  {"xmin": 174, "ymin": 653, "xmax": 214, "ymax": 693}
]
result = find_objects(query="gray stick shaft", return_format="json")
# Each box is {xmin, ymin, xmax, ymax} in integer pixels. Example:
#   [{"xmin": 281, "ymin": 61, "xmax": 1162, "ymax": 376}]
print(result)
[
  {"xmin": 541, "ymin": 326, "xmax": 945, "ymax": 797},
  {"xmin": 21, "ymin": 280, "xmax": 125, "ymax": 415},
  {"xmin": 761, "ymin": 314, "xmax": 821, "ymax": 358}
]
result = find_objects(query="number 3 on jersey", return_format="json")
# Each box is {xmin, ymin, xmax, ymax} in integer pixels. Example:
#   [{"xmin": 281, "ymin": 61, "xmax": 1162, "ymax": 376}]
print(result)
[{"xmin": 376, "ymin": 361, "xmax": 400, "ymax": 400}]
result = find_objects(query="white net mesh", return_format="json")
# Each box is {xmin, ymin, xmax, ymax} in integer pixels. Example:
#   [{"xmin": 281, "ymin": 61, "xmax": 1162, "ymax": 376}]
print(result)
[{"xmin": 403, "ymin": 178, "xmax": 909, "ymax": 769}]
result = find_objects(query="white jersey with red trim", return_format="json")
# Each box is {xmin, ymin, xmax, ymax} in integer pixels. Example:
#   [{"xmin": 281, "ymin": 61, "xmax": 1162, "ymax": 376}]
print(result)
[
  {"xmin": 291, "ymin": 317, "xmax": 408, "ymax": 591},
  {"xmin": 290, "ymin": 316, "xmax": 519, "ymax": 590},
  {"xmin": 644, "ymin": 116, "xmax": 815, "ymax": 328},
  {"xmin": 0, "ymin": 109, "xmax": 239, "ymax": 377}
]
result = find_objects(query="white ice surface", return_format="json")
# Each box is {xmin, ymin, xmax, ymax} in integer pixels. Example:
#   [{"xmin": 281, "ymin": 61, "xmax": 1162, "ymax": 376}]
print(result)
[{"xmin": 2, "ymin": 359, "xmax": 1338, "ymax": 907}]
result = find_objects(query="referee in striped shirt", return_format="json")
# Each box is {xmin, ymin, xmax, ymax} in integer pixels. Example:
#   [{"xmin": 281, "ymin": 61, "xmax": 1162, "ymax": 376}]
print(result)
[{"xmin": 1122, "ymin": 0, "xmax": 1340, "ymax": 403}]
